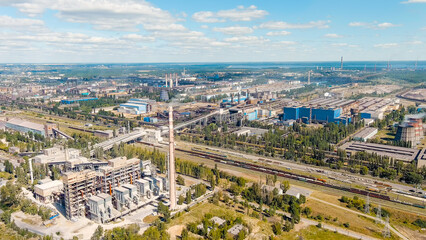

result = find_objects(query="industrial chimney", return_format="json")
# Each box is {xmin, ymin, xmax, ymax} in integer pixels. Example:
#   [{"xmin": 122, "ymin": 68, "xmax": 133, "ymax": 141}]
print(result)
[{"xmin": 168, "ymin": 106, "xmax": 176, "ymax": 209}]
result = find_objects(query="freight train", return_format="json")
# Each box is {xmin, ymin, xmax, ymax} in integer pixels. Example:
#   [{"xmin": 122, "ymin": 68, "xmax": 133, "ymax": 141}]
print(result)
[{"xmin": 173, "ymin": 148, "xmax": 426, "ymax": 208}]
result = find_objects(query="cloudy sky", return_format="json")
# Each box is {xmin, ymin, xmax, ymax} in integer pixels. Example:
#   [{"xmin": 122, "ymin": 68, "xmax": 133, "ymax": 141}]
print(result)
[{"xmin": 0, "ymin": 0, "xmax": 425, "ymax": 63}]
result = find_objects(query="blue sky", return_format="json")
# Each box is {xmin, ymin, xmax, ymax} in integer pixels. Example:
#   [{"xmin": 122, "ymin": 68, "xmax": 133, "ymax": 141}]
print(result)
[{"xmin": 0, "ymin": 0, "xmax": 425, "ymax": 63}]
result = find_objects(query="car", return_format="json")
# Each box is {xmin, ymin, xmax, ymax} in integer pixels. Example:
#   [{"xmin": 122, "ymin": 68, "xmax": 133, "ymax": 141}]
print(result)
[{"xmin": 409, "ymin": 189, "xmax": 415, "ymax": 193}]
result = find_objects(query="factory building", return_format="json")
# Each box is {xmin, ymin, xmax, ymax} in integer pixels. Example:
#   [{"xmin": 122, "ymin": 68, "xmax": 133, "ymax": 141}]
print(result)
[
  {"xmin": 283, "ymin": 98, "xmax": 356, "ymax": 124},
  {"xmin": 32, "ymin": 146, "xmax": 88, "ymax": 165},
  {"xmin": 395, "ymin": 118, "xmax": 424, "ymax": 146},
  {"xmin": 63, "ymin": 157, "xmax": 146, "ymax": 220},
  {"xmin": 63, "ymin": 170, "xmax": 97, "ymax": 220},
  {"xmin": 118, "ymin": 98, "xmax": 156, "ymax": 115},
  {"xmin": 5, "ymin": 118, "xmax": 57, "ymax": 137},
  {"xmin": 339, "ymin": 141, "xmax": 420, "ymax": 164},
  {"xmin": 61, "ymin": 97, "xmax": 98, "ymax": 104},
  {"xmin": 98, "ymin": 156, "xmax": 141, "ymax": 195},
  {"xmin": 352, "ymin": 127, "xmax": 378, "ymax": 142},
  {"xmin": 358, "ymin": 97, "xmax": 400, "ymax": 120},
  {"xmin": 34, "ymin": 180, "xmax": 63, "ymax": 204}
]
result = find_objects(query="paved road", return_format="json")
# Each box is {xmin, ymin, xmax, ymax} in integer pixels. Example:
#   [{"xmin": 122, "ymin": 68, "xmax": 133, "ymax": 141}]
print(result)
[{"xmin": 310, "ymin": 196, "xmax": 408, "ymax": 240}]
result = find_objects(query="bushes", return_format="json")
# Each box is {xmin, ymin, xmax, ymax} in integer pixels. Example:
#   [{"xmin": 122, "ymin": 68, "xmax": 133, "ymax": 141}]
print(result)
[{"xmin": 412, "ymin": 219, "xmax": 426, "ymax": 228}]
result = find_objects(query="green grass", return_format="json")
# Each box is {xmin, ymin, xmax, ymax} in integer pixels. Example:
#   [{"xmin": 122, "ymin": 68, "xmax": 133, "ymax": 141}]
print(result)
[{"xmin": 278, "ymin": 225, "xmax": 356, "ymax": 240}]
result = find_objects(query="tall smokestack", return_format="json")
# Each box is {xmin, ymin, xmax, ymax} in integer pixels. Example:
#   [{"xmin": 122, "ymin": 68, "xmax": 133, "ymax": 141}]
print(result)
[
  {"xmin": 169, "ymin": 74, "xmax": 173, "ymax": 88},
  {"xmin": 308, "ymin": 71, "xmax": 311, "ymax": 85},
  {"xmin": 165, "ymin": 74, "xmax": 168, "ymax": 88},
  {"xmin": 168, "ymin": 106, "xmax": 176, "ymax": 210},
  {"xmin": 340, "ymin": 56, "xmax": 343, "ymax": 70},
  {"xmin": 175, "ymin": 73, "xmax": 178, "ymax": 87},
  {"xmin": 29, "ymin": 159, "xmax": 34, "ymax": 184}
]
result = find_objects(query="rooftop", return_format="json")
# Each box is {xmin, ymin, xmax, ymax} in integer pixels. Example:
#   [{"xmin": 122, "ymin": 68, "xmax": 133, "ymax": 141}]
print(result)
[
  {"xmin": 35, "ymin": 180, "xmax": 63, "ymax": 190},
  {"xmin": 6, "ymin": 118, "xmax": 44, "ymax": 131},
  {"xmin": 339, "ymin": 141, "xmax": 420, "ymax": 162}
]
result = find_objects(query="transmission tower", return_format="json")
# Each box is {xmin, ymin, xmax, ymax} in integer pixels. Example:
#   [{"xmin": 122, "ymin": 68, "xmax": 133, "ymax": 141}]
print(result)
[
  {"xmin": 383, "ymin": 216, "xmax": 391, "ymax": 238},
  {"xmin": 364, "ymin": 194, "xmax": 370, "ymax": 214},
  {"xmin": 376, "ymin": 205, "xmax": 382, "ymax": 224}
]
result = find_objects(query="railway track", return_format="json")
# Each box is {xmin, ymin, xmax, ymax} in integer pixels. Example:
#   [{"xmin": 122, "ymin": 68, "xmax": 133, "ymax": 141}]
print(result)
[{"xmin": 175, "ymin": 147, "xmax": 425, "ymax": 210}]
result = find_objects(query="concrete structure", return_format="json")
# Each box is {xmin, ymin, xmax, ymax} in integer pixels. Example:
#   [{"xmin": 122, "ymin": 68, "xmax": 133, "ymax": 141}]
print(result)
[
  {"xmin": 168, "ymin": 106, "xmax": 176, "ymax": 210},
  {"xmin": 160, "ymin": 90, "xmax": 169, "ymax": 101},
  {"xmin": 234, "ymin": 127, "xmax": 268, "ymax": 138},
  {"xmin": 34, "ymin": 180, "xmax": 63, "ymax": 203},
  {"xmin": 283, "ymin": 98, "xmax": 356, "ymax": 124},
  {"xmin": 98, "ymin": 157, "xmax": 141, "ymax": 195},
  {"xmin": 227, "ymin": 224, "xmax": 245, "ymax": 237},
  {"xmin": 32, "ymin": 147, "xmax": 88, "ymax": 166},
  {"xmin": 94, "ymin": 130, "xmax": 114, "ymax": 139},
  {"xmin": 395, "ymin": 118, "xmax": 423, "ymax": 146},
  {"xmin": 417, "ymin": 148, "xmax": 426, "ymax": 169},
  {"xmin": 339, "ymin": 142, "xmax": 420, "ymax": 164},
  {"xmin": 352, "ymin": 127, "xmax": 378, "ymax": 142},
  {"xmin": 118, "ymin": 98, "xmax": 156, "ymax": 115},
  {"xmin": 63, "ymin": 170, "xmax": 97, "ymax": 219},
  {"xmin": 88, "ymin": 193, "xmax": 113, "ymax": 223}
]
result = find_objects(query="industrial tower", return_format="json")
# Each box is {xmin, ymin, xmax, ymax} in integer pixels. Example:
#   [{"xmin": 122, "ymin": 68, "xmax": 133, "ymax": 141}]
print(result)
[
  {"xmin": 168, "ymin": 105, "xmax": 176, "ymax": 209},
  {"xmin": 340, "ymin": 56, "xmax": 343, "ymax": 70}
]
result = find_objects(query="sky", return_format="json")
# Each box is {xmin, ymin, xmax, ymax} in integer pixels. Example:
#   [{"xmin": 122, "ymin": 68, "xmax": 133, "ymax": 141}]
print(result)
[{"xmin": 0, "ymin": 0, "xmax": 425, "ymax": 63}]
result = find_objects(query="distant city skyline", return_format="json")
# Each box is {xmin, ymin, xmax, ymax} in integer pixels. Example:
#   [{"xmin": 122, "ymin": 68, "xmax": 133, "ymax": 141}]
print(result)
[{"xmin": 0, "ymin": 0, "xmax": 425, "ymax": 63}]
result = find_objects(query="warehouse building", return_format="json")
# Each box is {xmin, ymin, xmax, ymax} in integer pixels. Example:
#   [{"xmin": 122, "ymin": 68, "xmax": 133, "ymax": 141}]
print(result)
[
  {"xmin": 118, "ymin": 98, "xmax": 156, "ymax": 115},
  {"xmin": 352, "ymin": 127, "xmax": 378, "ymax": 142},
  {"xmin": 5, "ymin": 118, "xmax": 56, "ymax": 137},
  {"xmin": 339, "ymin": 141, "xmax": 420, "ymax": 164},
  {"xmin": 283, "ymin": 98, "xmax": 356, "ymax": 124},
  {"xmin": 61, "ymin": 97, "xmax": 98, "ymax": 104},
  {"xmin": 358, "ymin": 97, "xmax": 400, "ymax": 120}
]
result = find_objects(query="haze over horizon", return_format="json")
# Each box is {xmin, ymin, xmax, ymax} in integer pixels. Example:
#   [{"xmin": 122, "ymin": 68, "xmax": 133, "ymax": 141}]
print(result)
[{"xmin": 0, "ymin": 0, "xmax": 425, "ymax": 63}]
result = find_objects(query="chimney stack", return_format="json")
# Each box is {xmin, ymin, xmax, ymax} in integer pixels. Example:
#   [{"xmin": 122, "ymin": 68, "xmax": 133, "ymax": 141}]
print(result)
[{"xmin": 168, "ymin": 106, "xmax": 176, "ymax": 209}]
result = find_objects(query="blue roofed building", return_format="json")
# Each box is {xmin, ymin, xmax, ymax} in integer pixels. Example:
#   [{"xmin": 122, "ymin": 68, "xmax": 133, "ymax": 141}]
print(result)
[{"xmin": 118, "ymin": 98, "xmax": 156, "ymax": 115}]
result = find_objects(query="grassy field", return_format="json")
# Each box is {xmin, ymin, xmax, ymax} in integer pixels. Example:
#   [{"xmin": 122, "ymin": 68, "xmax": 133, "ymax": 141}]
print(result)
[
  {"xmin": 305, "ymin": 198, "xmax": 398, "ymax": 240},
  {"xmin": 375, "ymin": 129, "xmax": 395, "ymax": 141},
  {"xmin": 310, "ymin": 191, "xmax": 426, "ymax": 240},
  {"xmin": 167, "ymin": 202, "xmax": 356, "ymax": 240}
]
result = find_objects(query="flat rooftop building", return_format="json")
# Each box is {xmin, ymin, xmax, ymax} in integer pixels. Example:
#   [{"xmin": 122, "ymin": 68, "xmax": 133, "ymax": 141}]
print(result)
[
  {"xmin": 339, "ymin": 141, "xmax": 420, "ymax": 163},
  {"xmin": 352, "ymin": 127, "xmax": 378, "ymax": 142},
  {"xmin": 34, "ymin": 180, "xmax": 63, "ymax": 203}
]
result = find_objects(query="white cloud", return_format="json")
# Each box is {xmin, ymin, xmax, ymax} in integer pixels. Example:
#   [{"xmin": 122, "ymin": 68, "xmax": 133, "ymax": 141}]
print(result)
[
  {"xmin": 406, "ymin": 40, "xmax": 423, "ymax": 45},
  {"xmin": 374, "ymin": 43, "xmax": 398, "ymax": 48},
  {"xmin": 1, "ymin": 0, "xmax": 178, "ymax": 31},
  {"xmin": 266, "ymin": 31, "xmax": 291, "ymax": 36},
  {"xmin": 258, "ymin": 20, "xmax": 330, "ymax": 29},
  {"xmin": 401, "ymin": 0, "xmax": 426, "ymax": 3},
  {"xmin": 224, "ymin": 36, "xmax": 269, "ymax": 44},
  {"xmin": 200, "ymin": 25, "xmax": 209, "ymax": 29},
  {"xmin": 121, "ymin": 34, "xmax": 155, "ymax": 41},
  {"xmin": 331, "ymin": 43, "xmax": 359, "ymax": 47},
  {"xmin": 280, "ymin": 41, "xmax": 296, "ymax": 45},
  {"xmin": 0, "ymin": 15, "xmax": 44, "ymax": 31},
  {"xmin": 349, "ymin": 21, "xmax": 401, "ymax": 29},
  {"xmin": 192, "ymin": 5, "xmax": 268, "ymax": 23},
  {"xmin": 324, "ymin": 33, "xmax": 343, "ymax": 38},
  {"xmin": 213, "ymin": 26, "xmax": 253, "ymax": 35}
]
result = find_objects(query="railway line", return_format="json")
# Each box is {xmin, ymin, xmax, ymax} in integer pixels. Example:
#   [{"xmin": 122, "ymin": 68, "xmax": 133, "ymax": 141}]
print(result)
[{"xmin": 175, "ymin": 147, "xmax": 425, "ymax": 210}]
